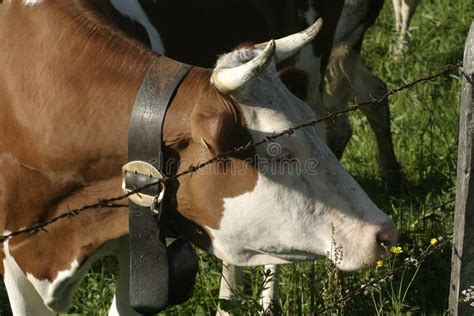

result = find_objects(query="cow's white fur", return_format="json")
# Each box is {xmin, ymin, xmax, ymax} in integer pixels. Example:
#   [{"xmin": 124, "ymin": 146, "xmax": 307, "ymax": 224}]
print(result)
[
  {"xmin": 207, "ymin": 47, "xmax": 395, "ymax": 271},
  {"xmin": 216, "ymin": 37, "xmax": 397, "ymax": 312},
  {"xmin": 110, "ymin": 0, "xmax": 166, "ymax": 53}
]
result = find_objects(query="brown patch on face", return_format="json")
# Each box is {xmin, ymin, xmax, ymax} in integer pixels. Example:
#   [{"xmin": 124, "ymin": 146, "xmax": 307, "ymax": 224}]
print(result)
[{"xmin": 163, "ymin": 68, "xmax": 258, "ymax": 230}]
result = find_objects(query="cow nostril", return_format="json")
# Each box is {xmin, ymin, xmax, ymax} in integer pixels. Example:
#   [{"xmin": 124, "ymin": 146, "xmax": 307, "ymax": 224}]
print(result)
[
  {"xmin": 376, "ymin": 223, "xmax": 398, "ymax": 250},
  {"xmin": 377, "ymin": 237, "xmax": 392, "ymax": 250}
]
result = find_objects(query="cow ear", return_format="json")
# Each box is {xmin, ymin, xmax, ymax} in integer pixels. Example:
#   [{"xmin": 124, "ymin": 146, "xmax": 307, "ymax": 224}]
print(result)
[{"xmin": 190, "ymin": 99, "xmax": 243, "ymax": 156}]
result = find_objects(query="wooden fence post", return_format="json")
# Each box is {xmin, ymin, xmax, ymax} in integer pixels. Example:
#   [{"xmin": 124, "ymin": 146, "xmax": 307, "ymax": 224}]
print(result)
[{"xmin": 449, "ymin": 22, "xmax": 474, "ymax": 316}]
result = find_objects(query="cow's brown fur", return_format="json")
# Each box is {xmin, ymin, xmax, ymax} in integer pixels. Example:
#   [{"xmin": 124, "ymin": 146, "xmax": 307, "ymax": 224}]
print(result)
[
  {"xmin": 165, "ymin": 68, "xmax": 258, "ymax": 230},
  {"xmin": 0, "ymin": 0, "xmax": 257, "ymax": 281}
]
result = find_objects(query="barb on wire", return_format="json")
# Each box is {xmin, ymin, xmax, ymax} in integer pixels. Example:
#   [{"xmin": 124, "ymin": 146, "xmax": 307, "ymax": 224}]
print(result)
[
  {"xmin": 0, "ymin": 61, "xmax": 464, "ymax": 243},
  {"xmin": 0, "ymin": 203, "xmax": 128, "ymax": 243}
]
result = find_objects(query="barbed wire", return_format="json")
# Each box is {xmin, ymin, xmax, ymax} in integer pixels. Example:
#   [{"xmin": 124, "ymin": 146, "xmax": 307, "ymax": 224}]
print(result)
[{"xmin": 0, "ymin": 60, "xmax": 465, "ymax": 243}]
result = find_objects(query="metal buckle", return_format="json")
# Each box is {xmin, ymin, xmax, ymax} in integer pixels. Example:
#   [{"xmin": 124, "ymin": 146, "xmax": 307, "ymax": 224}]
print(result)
[{"xmin": 122, "ymin": 161, "xmax": 166, "ymax": 208}]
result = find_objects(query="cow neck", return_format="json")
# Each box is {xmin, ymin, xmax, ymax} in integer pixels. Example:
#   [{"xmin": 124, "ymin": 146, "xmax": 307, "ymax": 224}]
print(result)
[{"xmin": 71, "ymin": 0, "xmax": 212, "ymax": 250}]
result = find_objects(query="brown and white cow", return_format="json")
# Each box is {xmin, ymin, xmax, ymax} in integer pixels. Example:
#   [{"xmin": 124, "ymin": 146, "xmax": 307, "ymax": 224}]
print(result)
[
  {"xmin": 104, "ymin": 0, "xmax": 401, "ymax": 312},
  {"xmin": 0, "ymin": 0, "xmax": 397, "ymax": 314},
  {"xmin": 104, "ymin": 1, "xmax": 344, "ymax": 312}
]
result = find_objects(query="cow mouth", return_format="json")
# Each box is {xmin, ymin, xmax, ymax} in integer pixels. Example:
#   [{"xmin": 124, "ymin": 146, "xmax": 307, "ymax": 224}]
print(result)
[
  {"xmin": 247, "ymin": 247, "xmax": 321, "ymax": 263},
  {"xmin": 250, "ymin": 246, "xmax": 387, "ymax": 271}
]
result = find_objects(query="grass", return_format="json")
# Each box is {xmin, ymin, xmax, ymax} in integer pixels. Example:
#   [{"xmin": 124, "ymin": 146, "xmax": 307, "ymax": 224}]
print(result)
[{"xmin": 1, "ymin": 0, "xmax": 473, "ymax": 314}]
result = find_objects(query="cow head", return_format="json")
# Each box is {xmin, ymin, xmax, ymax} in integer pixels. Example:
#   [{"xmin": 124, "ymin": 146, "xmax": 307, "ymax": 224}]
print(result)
[{"xmin": 164, "ymin": 19, "xmax": 397, "ymax": 271}]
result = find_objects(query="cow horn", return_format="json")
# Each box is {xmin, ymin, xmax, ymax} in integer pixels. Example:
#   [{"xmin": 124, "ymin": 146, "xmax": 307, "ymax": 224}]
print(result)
[
  {"xmin": 212, "ymin": 40, "xmax": 276, "ymax": 93},
  {"xmin": 256, "ymin": 18, "xmax": 323, "ymax": 63}
]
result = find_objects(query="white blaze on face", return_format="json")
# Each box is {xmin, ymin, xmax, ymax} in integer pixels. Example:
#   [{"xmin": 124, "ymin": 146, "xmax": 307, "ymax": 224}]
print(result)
[
  {"xmin": 110, "ymin": 0, "xmax": 166, "ymax": 53},
  {"xmin": 208, "ymin": 47, "xmax": 397, "ymax": 271}
]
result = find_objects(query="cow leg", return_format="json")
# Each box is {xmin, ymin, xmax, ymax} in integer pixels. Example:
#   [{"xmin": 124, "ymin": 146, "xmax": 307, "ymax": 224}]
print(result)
[
  {"xmin": 324, "ymin": 44, "xmax": 401, "ymax": 188},
  {"xmin": 3, "ymin": 249, "xmax": 54, "ymax": 316},
  {"xmin": 321, "ymin": 44, "xmax": 356, "ymax": 159},
  {"xmin": 394, "ymin": 0, "xmax": 420, "ymax": 55},
  {"xmin": 351, "ymin": 60, "xmax": 402, "ymax": 189},
  {"xmin": 109, "ymin": 236, "xmax": 141, "ymax": 316},
  {"xmin": 261, "ymin": 264, "xmax": 279, "ymax": 313},
  {"xmin": 217, "ymin": 264, "xmax": 280, "ymax": 315},
  {"xmin": 216, "ymin": 263, "xmax": 243, "ymax": 316},
  {"xmin": 400, "ymin": 0, "xmax": 419, "ymax": 37},
  {"xmin": 392, "ymin": 0, "xmax": 403, "ymax": 34},
  {"xmin": 323, "ymin": 114, "xmax": 353, "ymax": 159}
]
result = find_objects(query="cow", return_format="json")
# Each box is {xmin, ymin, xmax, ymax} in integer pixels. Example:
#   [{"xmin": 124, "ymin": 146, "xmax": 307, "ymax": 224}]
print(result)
[
  {"xmin": 0, "ymin": 0, "xmax": 398, "ymax": 315},
  {"xmin": 392, "ymin": 0, "xmax": 420, "ymax": 54},
  {"xmin": 322, "ymin": 0, "xmax": 402, "ymax": 188},
  {"xmin": 105, "ymin": 0, "xmax": 401, "ymax": 313}
]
